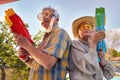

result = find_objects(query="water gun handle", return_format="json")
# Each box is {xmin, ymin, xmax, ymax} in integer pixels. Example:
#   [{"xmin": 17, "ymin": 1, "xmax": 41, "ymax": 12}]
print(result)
[{"xmin": 95, "ymin": 7, "xmax": 107, "ymax": 62}]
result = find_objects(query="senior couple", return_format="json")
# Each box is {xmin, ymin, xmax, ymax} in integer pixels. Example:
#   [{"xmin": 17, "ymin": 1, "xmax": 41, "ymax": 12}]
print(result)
[{"xmin": 13, "ymin": 7, "xmax": 114, "ymax": 80}]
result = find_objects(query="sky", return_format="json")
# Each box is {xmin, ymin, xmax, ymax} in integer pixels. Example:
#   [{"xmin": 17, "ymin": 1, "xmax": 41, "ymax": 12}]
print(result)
[{"xmin": 0, "ymin": 0, "xmax": 120, "ymax": 39}]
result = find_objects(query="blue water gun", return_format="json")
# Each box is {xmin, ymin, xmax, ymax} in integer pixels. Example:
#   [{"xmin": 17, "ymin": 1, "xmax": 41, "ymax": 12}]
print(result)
[{"xmin": 95, "ymin": 7, "xmax": 107, "ymax": 62}]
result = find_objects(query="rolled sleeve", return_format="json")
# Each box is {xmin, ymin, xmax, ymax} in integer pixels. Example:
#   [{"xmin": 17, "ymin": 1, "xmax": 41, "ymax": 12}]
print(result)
[
  {"xmin": 71, "ymin": 41, "xmax": 100, "ymax": 75},
  {"xmin": 103, "ymin": 61, "xmax": 114, "ymax": 80}
]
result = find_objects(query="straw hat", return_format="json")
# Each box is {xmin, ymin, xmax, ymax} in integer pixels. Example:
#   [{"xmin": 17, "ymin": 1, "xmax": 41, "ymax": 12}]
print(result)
[{"xmin": 72, "ymin": 16, "xmax": 95, "ymax": 38}]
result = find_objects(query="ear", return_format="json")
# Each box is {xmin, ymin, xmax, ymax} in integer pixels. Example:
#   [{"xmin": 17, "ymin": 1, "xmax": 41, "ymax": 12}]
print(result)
[{"xmin": 56, "ymin": 18, "xmax": 59, "ymax": 21}]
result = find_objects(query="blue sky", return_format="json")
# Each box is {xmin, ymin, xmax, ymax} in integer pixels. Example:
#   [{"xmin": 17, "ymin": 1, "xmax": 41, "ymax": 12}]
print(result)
[{"xmin": 0, "ymin": 0, "xmax": 120, "ymax": 39}]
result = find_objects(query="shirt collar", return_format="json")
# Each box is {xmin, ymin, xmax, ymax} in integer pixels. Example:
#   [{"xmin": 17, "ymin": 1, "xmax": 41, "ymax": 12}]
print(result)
[{"xmin": 79, "ymin": 38, "xmax": 89, "ymax": 46}]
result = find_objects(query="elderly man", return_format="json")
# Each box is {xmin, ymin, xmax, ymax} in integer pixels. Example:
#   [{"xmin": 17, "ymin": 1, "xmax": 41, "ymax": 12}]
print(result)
[
  {"xmin": 13, "ymin": 7, "xmax": 71, "ymax": 80},
  {"xmin": 69, "ymin": 16, "xmax": 114, "ymax": 80}
]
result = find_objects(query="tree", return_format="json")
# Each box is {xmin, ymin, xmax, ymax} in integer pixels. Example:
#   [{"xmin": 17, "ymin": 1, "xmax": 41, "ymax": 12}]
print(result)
[
  {"xmin": 0, "ymin": 21, "xmax": 28, "ymax": 80},
  {"xmin": 0, "ymin": 21, "xmax": 45, "ymax": 80},
  {"xmin": 33, "ymin": 30, "xmax": 45, "ymax": 46},
  {"xmin": 112, "ymin": 49, "xmax": 120, "ymax": 57}
]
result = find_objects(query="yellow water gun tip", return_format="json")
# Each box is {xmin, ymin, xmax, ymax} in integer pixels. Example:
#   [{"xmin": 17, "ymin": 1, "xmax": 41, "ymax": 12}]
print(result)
[
  {"xmin": 5, "ymin": 15, "xmax": 13, "ymax": 27},
  {"xmin": 4, "ymin": 8, "xmax": 15, "ymax": 27},
  {"xmin": 5, "ymin": 8, "xmax": 15, "ymax": 17}
]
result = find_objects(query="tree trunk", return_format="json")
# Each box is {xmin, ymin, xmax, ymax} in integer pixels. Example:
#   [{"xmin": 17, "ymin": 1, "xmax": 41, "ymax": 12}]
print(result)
[{"xmin": 0, "ymin": 68, "xmax": 6, "ymax": 80}]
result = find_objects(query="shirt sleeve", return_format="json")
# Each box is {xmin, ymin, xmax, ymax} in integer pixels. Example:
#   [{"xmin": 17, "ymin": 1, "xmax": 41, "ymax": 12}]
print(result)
[
  {"xmin": 71, "ymin": 40, "xmax": 100, "ymax": 75},
  {"xmin": 43, "ymin": 29, "xmax": 68, "ymax": 59},
  {"xmin": 102, "ymin": 61, "xmax": 114, "ymax": 80}
]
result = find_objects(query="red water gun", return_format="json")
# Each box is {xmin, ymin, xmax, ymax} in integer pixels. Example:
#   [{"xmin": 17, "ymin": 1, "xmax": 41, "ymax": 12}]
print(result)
[{"xmin": 5, "ymin": 8, "xmax": 34, "ymax": 60}]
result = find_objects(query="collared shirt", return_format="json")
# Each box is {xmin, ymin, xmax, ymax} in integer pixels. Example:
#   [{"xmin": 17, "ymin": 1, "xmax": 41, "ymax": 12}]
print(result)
[
  {"xmin": 69, "ymin": 39, "xmax": 114, "ymax": 80},
  {"xmin": 29, "ymin": 25, "xmax": 71, "ymax": 80}
]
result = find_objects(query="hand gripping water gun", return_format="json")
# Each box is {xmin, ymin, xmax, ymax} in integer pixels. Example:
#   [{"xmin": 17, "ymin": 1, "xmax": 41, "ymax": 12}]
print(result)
[
  {"xmin": 95, "ymin": 7, "xmax": 106, "ymax": 62},
  {"xmin": 5, "ymin": 8, "xmax": 34, "ymax": 59}
]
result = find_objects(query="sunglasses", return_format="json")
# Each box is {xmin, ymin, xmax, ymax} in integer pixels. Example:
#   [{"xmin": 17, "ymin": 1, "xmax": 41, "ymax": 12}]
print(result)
[{"xmin": 79, "ymin": 22, "xmax": 93, "ymax": 30}]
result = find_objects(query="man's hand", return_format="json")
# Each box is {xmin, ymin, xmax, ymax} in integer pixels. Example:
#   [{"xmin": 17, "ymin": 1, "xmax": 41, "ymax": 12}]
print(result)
[
  {"xmin": 18, "ymin": 48, "xmax": 29, "ymax": 59},
  {"xmin": 98, "ymin": 49, "xmax": 106, "ymax": 68},
  {"xmin": 90, "ymin": 30, "xmax": 105, "ymax": 49},
  {"xmin": 13, "ymin": 32, "xmax": 31, "ymax": 49}
]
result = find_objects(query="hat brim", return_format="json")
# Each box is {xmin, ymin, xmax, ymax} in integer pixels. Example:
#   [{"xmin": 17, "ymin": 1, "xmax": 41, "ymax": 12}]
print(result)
[{"xmin": 72, "ymin": 16, "xmax": 95, "ymax": 38}]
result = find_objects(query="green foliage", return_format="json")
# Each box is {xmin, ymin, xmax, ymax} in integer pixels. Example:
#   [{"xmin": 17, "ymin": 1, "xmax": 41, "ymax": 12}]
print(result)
[
  {"xmin": 33, "ymin": 30, "xmax": 45, "ymax": 46},
  {"xmin": 112, "ymin": 49, "xmax": 120, "ymax": 57},
  {"xmin": 0, "ymin": 21, "xmax": 45, "ymax": 79},
  {"xmin": 0, "ymin": 21, "xmax": 29, "ymax": 79},
  {"xmin": 0, "ymin": 21, "xmax": 26, "ymax": 69}
]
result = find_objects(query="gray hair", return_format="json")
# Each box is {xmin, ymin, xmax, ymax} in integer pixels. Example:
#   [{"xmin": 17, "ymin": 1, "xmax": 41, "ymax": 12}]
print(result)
[{"xmin": 42, "ymin": 6, "xmax": 59, "ymax": 18}]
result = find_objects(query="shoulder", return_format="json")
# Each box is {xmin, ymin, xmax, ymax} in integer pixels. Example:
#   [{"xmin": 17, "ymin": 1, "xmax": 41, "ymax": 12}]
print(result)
[
  {"xmin": 54, "ymin": 27, "xmax": 71, "ymax": 39},
  {"xmin": 71, "ymin": 40, "xmax": 84, "ymax": 50},
  {"xmin": 72, "ymin": 40, "xmax": 82, "ymax": 46},
  {"xmin": 54, "ymin": 27, "xmax": 68, "ymax": 34}
]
